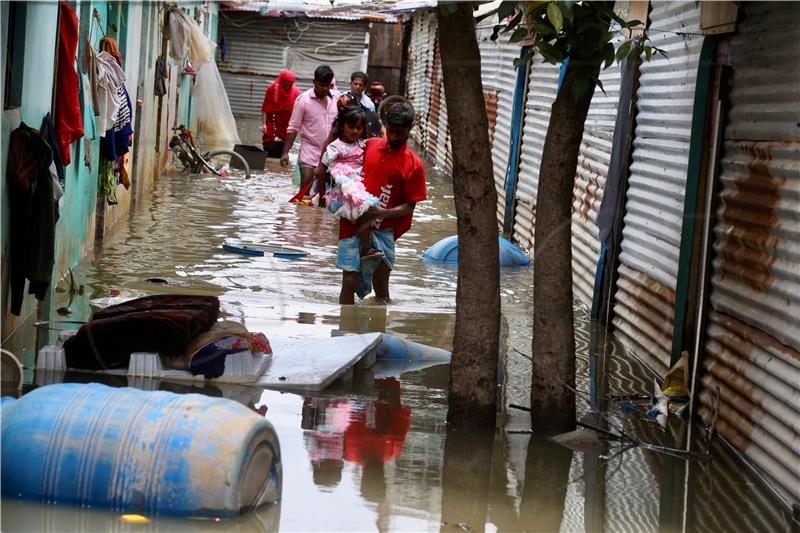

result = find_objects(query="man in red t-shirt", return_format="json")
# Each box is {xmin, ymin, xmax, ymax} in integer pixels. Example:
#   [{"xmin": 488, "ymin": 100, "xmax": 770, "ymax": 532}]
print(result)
[{"xmin": 336, "ymin": 100, "xmax": 427, "ymax": 304}]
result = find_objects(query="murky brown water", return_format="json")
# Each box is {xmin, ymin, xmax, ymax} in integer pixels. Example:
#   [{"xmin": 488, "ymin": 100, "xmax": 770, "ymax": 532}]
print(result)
[{"xmin": 3, "ymin": 126, "xmax": 789, "ymax": 531}]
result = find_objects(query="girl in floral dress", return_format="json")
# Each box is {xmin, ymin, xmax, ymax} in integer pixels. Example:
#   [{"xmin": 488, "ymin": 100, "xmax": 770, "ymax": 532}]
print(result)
[{"xmin": 316, "ymin": 106, "xmax": 383, "ymax": 260}]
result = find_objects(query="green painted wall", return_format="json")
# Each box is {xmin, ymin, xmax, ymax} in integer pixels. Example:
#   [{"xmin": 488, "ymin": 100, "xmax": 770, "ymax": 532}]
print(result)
[
  {"xmin": 20, "ymin": 3, "xmax": 58, "ymax": 125},
  {"xmin": 55, "ymin": 0, "xmax": 107, "ymax": 279},
  {"xmin": 1, "ymin": 2, "xmax": 59, "ymax": 367}
]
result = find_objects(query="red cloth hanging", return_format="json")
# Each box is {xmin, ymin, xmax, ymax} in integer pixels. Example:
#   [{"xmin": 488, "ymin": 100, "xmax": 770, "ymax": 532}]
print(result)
[{"xmin": 54, "ymin": 1, "xmax": 84, "ymax": 166}]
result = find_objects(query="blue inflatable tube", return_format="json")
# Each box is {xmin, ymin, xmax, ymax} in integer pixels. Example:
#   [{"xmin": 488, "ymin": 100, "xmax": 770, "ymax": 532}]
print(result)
[
  {"xmin": 373, "ymin": 334, "xmax": 452, "ymax": 377},
  {"xmin": 1, "ymin": 383, "xmax": 281, "ymax": 517},
  {"xmin": 422, "ymin": 236, "xmax": 530, "ymax": 266}
]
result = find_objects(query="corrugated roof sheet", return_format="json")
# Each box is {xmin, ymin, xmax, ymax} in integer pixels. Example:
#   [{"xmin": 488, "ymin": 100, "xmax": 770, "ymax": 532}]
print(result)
[{"xmin": 221, "ymin": 0, "xmax": 407, "ymax": 22}]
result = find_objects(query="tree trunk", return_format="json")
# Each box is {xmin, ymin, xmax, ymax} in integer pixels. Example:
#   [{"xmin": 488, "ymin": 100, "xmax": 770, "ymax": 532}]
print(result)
[
  {"xmin": 438, "ymin": 3, "xmax": 501, "ymax": 429},
  {"xmin": 531, "ymin": 58, "xmax": 603, "ymax": 434}
]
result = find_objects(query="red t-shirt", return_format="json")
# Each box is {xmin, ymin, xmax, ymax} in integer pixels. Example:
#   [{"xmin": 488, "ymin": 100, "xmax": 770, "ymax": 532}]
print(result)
[{"xmin": 339, "ymin": 137, "xmax": 427, "ymax": 240}]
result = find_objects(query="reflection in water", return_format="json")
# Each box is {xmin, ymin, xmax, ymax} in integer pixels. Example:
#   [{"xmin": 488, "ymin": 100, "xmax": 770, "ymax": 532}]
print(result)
[
  {"xmin": 302, "ymin": 378, "xmax": 412, "ymax": 498},
  {"xmin": 1, "ymin": 499, "xmax": 281, "ymax": 532},
  {"xmin": 520, "ymin": 436, "xmax": 573, "ymax": 532},
  {"xmin": 440, "ymin": 429, "xmax": 494, "ymax": 533}
]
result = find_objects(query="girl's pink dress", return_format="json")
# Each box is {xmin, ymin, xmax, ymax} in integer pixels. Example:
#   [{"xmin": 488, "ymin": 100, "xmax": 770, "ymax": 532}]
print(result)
[{"xmin": 322, "ymin": 138, "xmax": 378, "ymax": 222}]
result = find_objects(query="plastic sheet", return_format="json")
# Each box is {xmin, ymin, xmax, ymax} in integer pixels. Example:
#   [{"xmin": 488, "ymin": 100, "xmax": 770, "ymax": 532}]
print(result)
[
  {"xmin": 192, "ymin": 61, "xmax": 241, "ymax": 151},
  {"xmin": 168, "ymin": 9, "xmax": 214, "ymax": 67}
]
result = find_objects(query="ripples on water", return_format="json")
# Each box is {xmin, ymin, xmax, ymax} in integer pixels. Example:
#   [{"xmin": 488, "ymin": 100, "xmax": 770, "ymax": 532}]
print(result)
[{"xmin": 5, "ymin": 136, "xmax": 786, "ymax": 532}]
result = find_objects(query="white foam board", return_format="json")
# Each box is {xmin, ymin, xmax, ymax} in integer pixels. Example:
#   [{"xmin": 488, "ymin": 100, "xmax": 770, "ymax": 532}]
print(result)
[{"xmin": 257, "ymin": 333, "xmax": 381, "ymax": 391}]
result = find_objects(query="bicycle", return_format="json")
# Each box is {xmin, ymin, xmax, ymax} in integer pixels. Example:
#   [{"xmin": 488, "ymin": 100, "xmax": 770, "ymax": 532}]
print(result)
[{"xmin": 168, "ymin": 125, "xmax": 251, "ymax": 179}]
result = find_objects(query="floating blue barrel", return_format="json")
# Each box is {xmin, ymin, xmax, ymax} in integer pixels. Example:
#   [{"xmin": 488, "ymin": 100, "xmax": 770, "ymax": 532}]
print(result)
[
  {"xmin": 422, "ymin": 235, "xmax": 530, "ymax": 266},
  {"xmin": 1, "ymin": 383, "xmax": 281, "ymax": 517}
]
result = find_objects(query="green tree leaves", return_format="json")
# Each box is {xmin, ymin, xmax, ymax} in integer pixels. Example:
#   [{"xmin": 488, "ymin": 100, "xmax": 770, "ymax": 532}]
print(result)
[
  {"xmin": 546, "ymin": 3, "xmax": 563, "ymax": 33},
  {"xmin": 482, "ymin": 0, "xmax": 668, "ymax": 102}
]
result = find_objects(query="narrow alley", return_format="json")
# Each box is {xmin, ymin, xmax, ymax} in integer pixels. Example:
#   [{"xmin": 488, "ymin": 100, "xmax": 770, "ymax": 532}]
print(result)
[{"xmin": 1, "ymin": 1, "xmax": 797, "ymax": 531}]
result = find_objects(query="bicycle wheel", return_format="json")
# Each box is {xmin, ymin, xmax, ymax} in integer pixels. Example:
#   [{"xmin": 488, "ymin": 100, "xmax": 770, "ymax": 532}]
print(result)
[{"xmin": 202, "ymin": 150, "xmax": 251, "ymax": 179}]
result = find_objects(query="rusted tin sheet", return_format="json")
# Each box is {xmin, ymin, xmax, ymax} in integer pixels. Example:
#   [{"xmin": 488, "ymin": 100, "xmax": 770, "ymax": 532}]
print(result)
[
  {"xmin": 699, "ymin": 311, "xmax": 800, "ymax": 504},
  {"xmin": 513, "ymin": 55, "xmax": 561, "ymax": 252},
  {"xmin": 700, "ymin": 1, "xmax": 800, "ymax": 509},
  {"xmin": 611, "ymin": 264, "xmax": 675, "ymax": 376},
  {"xmin": 482, "ymin": 89, "xmax": 504, "ymax": 223},
  {"xmin": 618, "ymin": 1, "xmax": 704, "ymax": 290},
  {"xmin": 711, "ymin": 142, "xmax": 800, "ymax": 349},
  {"xmin": 412, "ymin": 26, "xmax": 451, "ymax": 173},
  {"xmin": 222, "ymin": 1, "xmax": 400, "ymax": 22},
  {"xmin": 426, "ymin": 38, "xmax": 443, "ymax": 165},
  {"xmin": 434, "ymin": 78, "xmax": 452, "ymax": 173}
]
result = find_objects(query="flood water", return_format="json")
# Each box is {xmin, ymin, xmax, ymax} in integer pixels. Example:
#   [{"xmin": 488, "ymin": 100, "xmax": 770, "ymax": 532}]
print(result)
[{"xmin": 2, "ymin": 123, "xmax": 789, "ymax": 532}]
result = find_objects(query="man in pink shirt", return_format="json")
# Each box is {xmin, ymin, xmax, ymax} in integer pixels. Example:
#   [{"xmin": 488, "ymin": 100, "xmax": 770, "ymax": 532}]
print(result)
[{"xmin": 280, "ymin": 65, "xmax": 340, "ymax": 188}]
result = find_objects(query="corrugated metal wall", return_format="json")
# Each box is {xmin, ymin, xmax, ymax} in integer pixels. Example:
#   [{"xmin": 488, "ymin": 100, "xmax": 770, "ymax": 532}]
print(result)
[
  {"xmin": 512, "ymin": 56, "xmax": 561, "ymax": 251},
  {"xmin": 406, "ymin": 10, "xmax": 436, "ymax": 146},
  {"xmin": 434, "ymin": 75, "xmax": 452, "ymax": 173},
  {"xmin": 425, "ymin": 37, "xmax": 449, "ymax": 170},
  {"xmin": 698, "ymin": 1, "xmax": 800, "ymax": 507},
  {"xmin": 218, "ymin": 12, "xmax": 368, "ymax": 117},
  {"xmin": 571, "ymin": 21, "xmax": 627, "ymax": 310},
  {"xmin": 405, "ymin": 12, "xmax": 523, "ymax": 187},
  {"xmin": 476, "ymin": 27, "xmax": 522, "ymax": 226},
  {"xmin": 612, "ymin": 1, "xmax": 704, "ymax": 375}
]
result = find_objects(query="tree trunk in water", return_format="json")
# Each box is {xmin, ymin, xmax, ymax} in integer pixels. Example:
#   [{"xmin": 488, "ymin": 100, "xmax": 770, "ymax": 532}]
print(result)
[
  {"xmin": 438, "ymin": 3, "xmax": 501, "ymax": 430},
  {"xmin": 531, "ymin": 58, "xmax": 603, "ymax": 434}
]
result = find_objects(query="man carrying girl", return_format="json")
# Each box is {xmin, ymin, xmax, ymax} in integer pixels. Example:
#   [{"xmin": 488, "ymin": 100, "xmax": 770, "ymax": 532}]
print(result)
[{"xmin": 329, "ymin": 99, "xmax": 427, "ymax": 305}]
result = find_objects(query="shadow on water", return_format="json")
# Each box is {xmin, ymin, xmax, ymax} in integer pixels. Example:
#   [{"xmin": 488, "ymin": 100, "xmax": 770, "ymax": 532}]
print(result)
[{"xmin": 4, "ymin": 122, "xmax": 790, "ymax": 531}]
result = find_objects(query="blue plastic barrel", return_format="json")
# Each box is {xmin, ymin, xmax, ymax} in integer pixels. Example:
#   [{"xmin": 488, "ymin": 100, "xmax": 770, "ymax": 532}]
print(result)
[
  {"xmin": 1, "ymin": 383, "xmax": 281, "ymax": 517},
  {"xmin": 422, "ymin": 235, "xmax": 531, "ymax": 266}
]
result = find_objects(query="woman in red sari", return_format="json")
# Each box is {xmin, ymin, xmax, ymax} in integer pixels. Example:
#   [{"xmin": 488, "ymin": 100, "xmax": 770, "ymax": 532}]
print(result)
[{"xmin": 261, "ymin": 70, "xmax": 301, "ymax": 157}]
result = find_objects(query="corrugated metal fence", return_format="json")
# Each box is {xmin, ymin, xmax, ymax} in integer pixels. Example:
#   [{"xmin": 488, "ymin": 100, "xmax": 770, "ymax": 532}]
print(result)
[
  {"xmin": 698, "ymin": 1, "xmax": 800, "ymax": 507},
  {"xmin": 570, "ymin": 19, "xmax": 628, "ymax": 310},
  {"xmin": 512, "ymin": 56, "xmax": 561, "ymax": 252},
  {"xmin": 612, "ymin": 1, "xmax": 704, "ymax": 376},
  {"xmin": 476, "ymin": 26, "xmax": 523, "ymax": 226},
  {"xmin": 218, "ymin": 12, "xmax": 367, "ymax": 117},
  {"xmin": 405, "ymin": 3, "xmax": 798, "ymax": 509},
  {"xmin": 406, "ymin": 10, "xmax": 436, "ymax": 147}
]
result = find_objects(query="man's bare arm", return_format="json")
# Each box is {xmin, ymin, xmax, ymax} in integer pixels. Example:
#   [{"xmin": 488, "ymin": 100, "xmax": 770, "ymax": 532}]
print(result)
[{"xmin": 358, "ymin": 203, "xmax": 416, "ymax": 231}]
